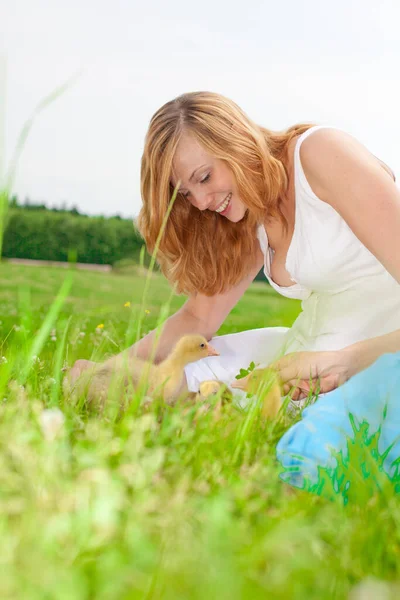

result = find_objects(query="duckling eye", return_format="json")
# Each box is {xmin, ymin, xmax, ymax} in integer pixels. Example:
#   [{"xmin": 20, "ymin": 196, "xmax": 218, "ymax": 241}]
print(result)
[{"xmin": 200, "ymin": 343, "xmax": 205, "ymax": 348}]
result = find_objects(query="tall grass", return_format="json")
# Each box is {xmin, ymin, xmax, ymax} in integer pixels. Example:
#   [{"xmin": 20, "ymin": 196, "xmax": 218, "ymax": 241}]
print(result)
[
  {"xmin": 0, "ymin": 263, "xmax": 399, "ymax": 598},
  {"xmin": 1, "ymin": 78, "xmax": 400, "ymax": 598}
]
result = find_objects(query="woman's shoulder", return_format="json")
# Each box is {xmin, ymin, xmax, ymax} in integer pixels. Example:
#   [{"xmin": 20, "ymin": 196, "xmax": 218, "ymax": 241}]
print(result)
[
  {"xmin": 296, "ymin": 127, "xmax": 350, "ymax": 200},
  {"xmin": 299, "ymin": 126, "xmax": 355, "ymax": 166},
  {"xmin": 297, "ymin": 127, "xmax": 395, "ymax": 202}
]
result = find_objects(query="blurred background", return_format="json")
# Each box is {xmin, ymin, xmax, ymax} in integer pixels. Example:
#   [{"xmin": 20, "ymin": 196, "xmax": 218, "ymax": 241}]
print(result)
[{"xmin": 2, "ymin": 0, "xmax": 400, "ymax": 220}]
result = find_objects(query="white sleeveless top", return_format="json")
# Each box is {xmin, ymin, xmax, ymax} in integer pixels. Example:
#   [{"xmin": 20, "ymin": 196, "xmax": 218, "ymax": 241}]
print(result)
[{"xmin": 257, "ymin": 125, "xmax": 400, "ymax": 353}]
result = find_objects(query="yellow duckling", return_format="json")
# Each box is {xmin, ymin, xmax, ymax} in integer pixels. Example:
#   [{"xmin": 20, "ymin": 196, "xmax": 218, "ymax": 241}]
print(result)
[
  {"xmin": 196, "ymin": 380, "xmax": 233, "ymax": 404},
  {"xmin": 148, "ymin": 335, "xmax": 219, "ymax": 403},
  {"xmin": 65, "ymin": 334, "xmax": 219, "ymax": 408},
  {"xmin": 231, "ymin": 368, "xmax": 282, "ymax": 419}
]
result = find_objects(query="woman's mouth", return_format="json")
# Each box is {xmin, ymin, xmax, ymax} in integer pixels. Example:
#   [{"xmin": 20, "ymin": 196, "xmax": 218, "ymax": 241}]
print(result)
[{"xmin": 215, "ymin": 192, "xmax": 232, "ymax": 215}]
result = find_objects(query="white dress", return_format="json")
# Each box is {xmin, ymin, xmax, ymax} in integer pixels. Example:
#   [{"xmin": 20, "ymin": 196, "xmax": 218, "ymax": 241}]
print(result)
[{"xmin": 184, "ymin": 126, "xmax": 400, "ymax": 393}]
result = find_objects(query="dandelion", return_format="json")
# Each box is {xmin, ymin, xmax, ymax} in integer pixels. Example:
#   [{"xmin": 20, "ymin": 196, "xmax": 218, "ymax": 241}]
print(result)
[
  {"xmin": 39, "ymin": 408, "xmax": 65, "ymax": 442},
  {"xmin": 96, "ymin": 323, "xmax": 104, "ymax": 329},
  {"xmin": 124, "ymin": 301, "xmax": 131, "ymax": 308},
  {"xmin": 145, "ymin": 309, "xmax": 150, "ymax": 315}
]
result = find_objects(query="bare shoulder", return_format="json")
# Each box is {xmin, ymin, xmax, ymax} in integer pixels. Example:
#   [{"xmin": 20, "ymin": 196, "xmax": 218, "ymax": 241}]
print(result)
[
  {"xmin": 300, "ymin": 127, "xmax": 372, "ymax": 167},
  {"xmin": 298, "ymin": 128, "xmax": 395, "ymax": 202}
]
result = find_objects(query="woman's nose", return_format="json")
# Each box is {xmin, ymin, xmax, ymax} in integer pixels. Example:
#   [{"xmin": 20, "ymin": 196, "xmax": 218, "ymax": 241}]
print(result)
[{"xmin": 192, "ymin": 192, "xmax": 212, "ymax": 211}]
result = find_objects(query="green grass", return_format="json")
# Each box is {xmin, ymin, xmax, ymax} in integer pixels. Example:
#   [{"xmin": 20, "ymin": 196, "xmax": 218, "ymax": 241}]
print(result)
[{"xmin": 1, "ymin": 262, "xmax": 400, "ymax": 599}]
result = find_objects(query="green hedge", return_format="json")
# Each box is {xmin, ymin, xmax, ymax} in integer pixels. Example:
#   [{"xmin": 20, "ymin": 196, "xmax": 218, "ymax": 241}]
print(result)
[
  {"xmin": 1, "ymin": 205, "xmax": 267, "ymax": 281},
  {"xmin": 2, "ymin": 208, "xmax": 146, "ymax": 265}
]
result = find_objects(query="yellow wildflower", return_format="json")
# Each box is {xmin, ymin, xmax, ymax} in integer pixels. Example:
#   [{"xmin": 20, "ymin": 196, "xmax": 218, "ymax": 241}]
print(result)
[
  {"xmin": 124, "ymin": 301, "xmax": 131, "ymax": 308},
  {"xmin": 96, "ymin": 323, "xmax": 104, "ymax": 329},
  {"xmin": 145, "ymin": 309, "xmax": 150, "ymax": 315}
]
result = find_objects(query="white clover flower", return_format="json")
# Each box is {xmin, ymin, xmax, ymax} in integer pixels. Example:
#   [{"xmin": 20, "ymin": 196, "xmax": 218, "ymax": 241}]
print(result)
[
  {"xmin": 31, "ymin": 355, "xmax": 40, "ymax": 364},
  {"xmin": 51, "ymin": 336, "xmax": 57, "ymax": 342},
  {"xmin": 39, "ymin": 408, "xmax": 65, "ymax": 441},
  {"xmin": 0, "ymin": 356, "xmax": 7, "ymax": 364},
  {"xmin": 79, "ymin": 332, "xmax": 86, "ymax": 338}
]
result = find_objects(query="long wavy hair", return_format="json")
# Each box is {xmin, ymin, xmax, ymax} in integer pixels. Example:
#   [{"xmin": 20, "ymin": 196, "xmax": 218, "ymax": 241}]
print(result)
[{"xmin": 137, "ymin": 91, "xmax": 313, "ymax": 296}]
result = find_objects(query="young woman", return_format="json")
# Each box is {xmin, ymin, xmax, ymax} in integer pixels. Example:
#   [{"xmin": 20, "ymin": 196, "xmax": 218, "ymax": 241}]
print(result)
[{"xmin": 69, "ymin": 91, "xmax": 400, "ymax": 399}]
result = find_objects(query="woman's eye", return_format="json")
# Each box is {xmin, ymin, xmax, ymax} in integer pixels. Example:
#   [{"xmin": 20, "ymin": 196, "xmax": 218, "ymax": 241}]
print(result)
[{"xmin": 182, "ymin": 173, "xmax": 210, "ymax": 199}]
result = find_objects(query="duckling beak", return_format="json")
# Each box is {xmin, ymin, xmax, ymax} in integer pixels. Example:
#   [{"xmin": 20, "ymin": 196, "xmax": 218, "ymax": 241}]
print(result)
[
  {"xmin": 231, "ymin": 377, "xmax": 247, "ymax": 390},
  {"xmin": 206, "ymin": 343, "xmax": 219, "ymax": 357}
]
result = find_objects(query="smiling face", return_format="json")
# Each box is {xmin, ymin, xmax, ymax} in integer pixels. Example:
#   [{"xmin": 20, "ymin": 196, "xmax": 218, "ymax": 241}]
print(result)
[{"xmin": 171, "ymin": 132, "xmax": 248, "ymax": 222}]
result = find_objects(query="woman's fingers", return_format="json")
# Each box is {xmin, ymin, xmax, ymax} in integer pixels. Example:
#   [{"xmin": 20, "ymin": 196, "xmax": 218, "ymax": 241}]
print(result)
[
  {"xmin": 282, "ymin": 379, "xmax": 310, "ymax": 394},
  {"xmin": 285, "ymin": 375, "xmax": 343, "ymax": 402},
  {"xmin": 270, "ymin": 354, "xmax": 300, "ymax": 383},
  {"xmin": 271, "ymin": 353, "xmax": 318, "ymax": 385},
  {"xmin": 63, "ymin": 359, "xmax": 97, "ymax": 396},
  {"xmin": 69, "ymin": 359, "xmax": 97, "ymax": 383},
  {"xmin": 283, "ymin": 378, "xmax": 324, "ymax": 401},
  {"xmin": 279, "ymin": 359, "xmax": 347, "ymax": 403},
  {"xmin": 316, "ymin": 373, "xmax": 342, "ymax": 394}
]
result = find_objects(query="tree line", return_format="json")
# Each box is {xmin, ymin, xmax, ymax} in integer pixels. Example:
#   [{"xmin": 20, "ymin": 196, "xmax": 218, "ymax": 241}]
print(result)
[
  {"xmin": 2, "ymin": 197, "xmax": 267, "ymax": 280},
  {"xmin": 2, "ymin": 197, "xmax": 146, "ymax": 265}
]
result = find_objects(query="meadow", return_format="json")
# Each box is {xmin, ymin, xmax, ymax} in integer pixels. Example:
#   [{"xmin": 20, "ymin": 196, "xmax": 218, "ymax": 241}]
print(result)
[{"xmin": 0, "ymin": 261, "xmax": 399, "ymax": 599}]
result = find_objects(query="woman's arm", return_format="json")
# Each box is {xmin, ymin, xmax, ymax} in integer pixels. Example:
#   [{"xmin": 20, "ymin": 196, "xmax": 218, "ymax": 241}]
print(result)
[
  {"xmin": 343, "ymin": 327, "xmax": 400, "ymax": 377},
  {"xmin": 66, "ymin": 249, "xmax": 264, "ymax": 386},
  {"xmin": 125, "ymin": 247, "xmax": 265, "ymax": 364}
]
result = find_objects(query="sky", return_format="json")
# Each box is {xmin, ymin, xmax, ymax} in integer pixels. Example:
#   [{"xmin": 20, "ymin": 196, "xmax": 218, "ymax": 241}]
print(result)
[{"xmin": 1, "ymin": 0, "xmax": 400, "ymax": 218}]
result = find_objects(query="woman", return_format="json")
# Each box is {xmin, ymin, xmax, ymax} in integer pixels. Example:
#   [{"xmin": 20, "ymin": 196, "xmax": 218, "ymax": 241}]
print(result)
[{"xmin": 69, "ymin": 91, "xmax": 400, "ymax": 399}]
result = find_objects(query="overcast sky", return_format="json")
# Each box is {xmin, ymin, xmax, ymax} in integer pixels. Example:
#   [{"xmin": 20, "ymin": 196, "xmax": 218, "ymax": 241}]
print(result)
[{"xmin": 2, "ymin": 0, "xmax": 400, "ymax": 218}]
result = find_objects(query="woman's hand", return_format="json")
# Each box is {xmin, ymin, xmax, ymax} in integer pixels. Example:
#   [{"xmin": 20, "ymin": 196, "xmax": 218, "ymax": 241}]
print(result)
[
  {"xmin": 63, "ymin": 355, "xmax": 145, "ymax": 407},
  {"xmin": 64, "ymin": 358, "xmax": 97, "ymax": 386},
  {"xmin": 63, "ymin": 359, "xmax": 98, "ymax": 398},
  {"xmin": 270, "ymin": 349, "xmax": 352, "ymax": 400}
]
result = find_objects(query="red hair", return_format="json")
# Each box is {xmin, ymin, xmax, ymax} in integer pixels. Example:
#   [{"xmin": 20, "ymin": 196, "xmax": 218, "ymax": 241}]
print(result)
[{"xmin": 138, "ymin": 91, "xmax": 313, "ymax": 296}]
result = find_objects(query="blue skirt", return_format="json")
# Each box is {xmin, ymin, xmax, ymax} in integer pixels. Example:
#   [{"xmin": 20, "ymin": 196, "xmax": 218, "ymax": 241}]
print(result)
[{"xmin": 276, "ymin": 352, "xmax": 400, "ymax": 490}]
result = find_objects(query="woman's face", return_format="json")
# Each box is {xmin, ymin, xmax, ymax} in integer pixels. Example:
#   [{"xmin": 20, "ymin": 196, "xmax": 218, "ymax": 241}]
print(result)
[{"xmin": 171, "ymin": 133, "xmax": 247, "ymax": 222}]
